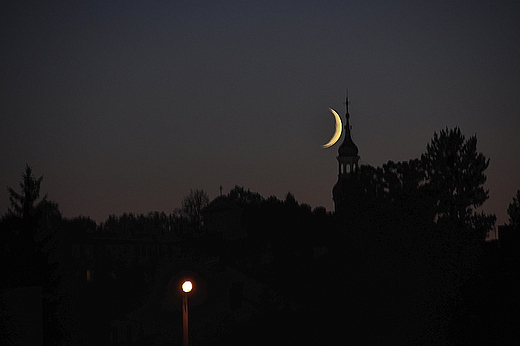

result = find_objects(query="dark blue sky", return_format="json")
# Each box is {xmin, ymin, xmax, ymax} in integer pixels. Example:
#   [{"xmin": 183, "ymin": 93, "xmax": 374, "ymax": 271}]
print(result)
[{"xmin": 1, "ymin": 0, "xmax": 519, "ymax": 225}]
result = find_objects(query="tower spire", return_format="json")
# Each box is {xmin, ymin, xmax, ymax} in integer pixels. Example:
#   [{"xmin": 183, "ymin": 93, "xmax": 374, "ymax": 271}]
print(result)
[
  {"xmin": 335, "ymin": 92, "xmax": 359, "ymax": 175},
  {"xmin": 343, "ymin": 89, "xmax": 352, "ymax": 136},
  {"xmin": 332, "ymin": 91, "xmax": 361, "ymax": 213}
]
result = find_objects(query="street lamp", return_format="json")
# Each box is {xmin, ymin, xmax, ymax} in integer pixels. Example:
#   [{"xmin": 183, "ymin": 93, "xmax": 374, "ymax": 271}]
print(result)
[
  {"xmin": 182, "ymin": 280, "xmax": 192, "ymax": 293},
  {"xmin": 182, "ymin": 280, "xmax": 192, "ymax": 346}
]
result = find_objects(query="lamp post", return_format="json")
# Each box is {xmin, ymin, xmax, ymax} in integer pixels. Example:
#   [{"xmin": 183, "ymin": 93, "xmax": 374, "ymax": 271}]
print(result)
[{"xmin": 182, "ymin": 280, "xmax": 192, "ymax": 346}]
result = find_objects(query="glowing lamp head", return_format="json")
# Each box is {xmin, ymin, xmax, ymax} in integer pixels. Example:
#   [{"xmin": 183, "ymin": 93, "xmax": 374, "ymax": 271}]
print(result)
[{"xmin": 182, "ymin": 280, "xmax": 192, "ymax": 293}]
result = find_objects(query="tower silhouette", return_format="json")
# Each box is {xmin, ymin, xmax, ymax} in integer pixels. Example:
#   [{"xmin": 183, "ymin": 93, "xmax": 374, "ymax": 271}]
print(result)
[{"xmin": 332, "ymin": 95, "xmax": 361, "ymax": 213}]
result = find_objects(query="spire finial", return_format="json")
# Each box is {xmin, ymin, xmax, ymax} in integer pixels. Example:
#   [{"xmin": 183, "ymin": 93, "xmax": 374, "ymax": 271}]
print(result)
[{"xmin": 344, "ymin": 88, "xmax": 350, "ymax": 119}]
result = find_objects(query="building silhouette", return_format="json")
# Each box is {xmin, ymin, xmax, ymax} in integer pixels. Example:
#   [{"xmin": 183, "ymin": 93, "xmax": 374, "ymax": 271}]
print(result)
[
  {"xmin": 202, "ymin": 195, "xmax": 246, "ymax": 240},
  {"xmin": 332, "ymin": 96, "xmax": 361, "ymax": 213}
]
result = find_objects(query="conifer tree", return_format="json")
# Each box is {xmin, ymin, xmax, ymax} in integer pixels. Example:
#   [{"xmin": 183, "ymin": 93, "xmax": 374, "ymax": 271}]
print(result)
[{"xmin": 7, "ymin": 165, "xmax": 47, "ymax": 221}]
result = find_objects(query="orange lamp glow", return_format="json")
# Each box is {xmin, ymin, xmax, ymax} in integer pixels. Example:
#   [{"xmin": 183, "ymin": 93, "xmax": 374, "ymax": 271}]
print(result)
[{"xmin": 182, "ymin": 280, "xmax": 192, "ymax": 293}]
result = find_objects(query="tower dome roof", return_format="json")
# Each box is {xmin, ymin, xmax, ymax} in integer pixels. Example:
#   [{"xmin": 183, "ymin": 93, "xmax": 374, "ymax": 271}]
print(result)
[
  {"xmin": 338, "ymin": 131, "xmax": 358, "ymax": 156},
  {"xmin": 338, "ymin": 112, "xmax": 358, "ymax": 157}
]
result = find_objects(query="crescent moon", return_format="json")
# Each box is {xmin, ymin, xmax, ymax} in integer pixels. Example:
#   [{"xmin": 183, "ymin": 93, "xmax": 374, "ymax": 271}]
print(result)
[{"xmin": 322, "ymin": 108, "xmax": 342, "ymax": 148}]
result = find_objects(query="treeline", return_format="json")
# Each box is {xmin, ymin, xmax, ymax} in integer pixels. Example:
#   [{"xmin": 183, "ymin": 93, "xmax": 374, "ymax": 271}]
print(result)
[{"xmin": 2, "ymin": 126, "xmax": 520, "ymax": 344}]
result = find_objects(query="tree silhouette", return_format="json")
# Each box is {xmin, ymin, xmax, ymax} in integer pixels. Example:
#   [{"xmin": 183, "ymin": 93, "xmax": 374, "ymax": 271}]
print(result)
[
  {"xmin": 329, "ymin": 128, "xmax": 498, "ymax": 342},
  {"xmin": 507, "ymin": 190, "xmax": 520, "ymax": 228},
  {"xmin": 421, "ymin": 127, "xmax": 495, "ymax": 238},
  {"xmin": 2, "ymin": 165, "xmax": 62, "ymax": 290},
  {"xmin": 228, "ymin": 185, "xmax": 264, "ymax": 205},
  {"xmin": 181, "ymin": 188, "xmax": 209, "ymax": 230},
  {"xmin": 6, "ymin": 165, "xmax": 48, "ymax": 221}
]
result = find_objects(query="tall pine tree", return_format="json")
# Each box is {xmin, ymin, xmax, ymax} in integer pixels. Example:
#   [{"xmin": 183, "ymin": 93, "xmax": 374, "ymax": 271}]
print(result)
[{"xmin": 7, "ymin": 164, "xmax": 48, "ymax": 221}]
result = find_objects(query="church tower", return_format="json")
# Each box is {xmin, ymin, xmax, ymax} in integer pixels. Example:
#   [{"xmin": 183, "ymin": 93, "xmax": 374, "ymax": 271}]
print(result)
[{"xmin": 332, "ymin": 95, "xmax": 361, "ymax": 213}]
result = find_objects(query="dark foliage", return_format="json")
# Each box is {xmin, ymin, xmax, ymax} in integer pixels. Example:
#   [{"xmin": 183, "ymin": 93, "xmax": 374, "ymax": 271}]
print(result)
[
  {"xmin": 6, "ymin": 165, "xmax": 48, "ymax": 221},
  {"xmin": 1, "ymin": 127, "xmax": 513, "ymax": 344},
  {"xmin": 507, "ymin": 189, "xmax": 520, "ymax": 228},
  {"xmin": 180, "ymin": 188, "xmax": 209, "ymax": 231}
]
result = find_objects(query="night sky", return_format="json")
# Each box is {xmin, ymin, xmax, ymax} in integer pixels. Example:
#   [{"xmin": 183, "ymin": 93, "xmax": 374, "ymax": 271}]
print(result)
[{"xmin": 1, "ymin": 0, "xmax": 519, "ymax": 226}]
